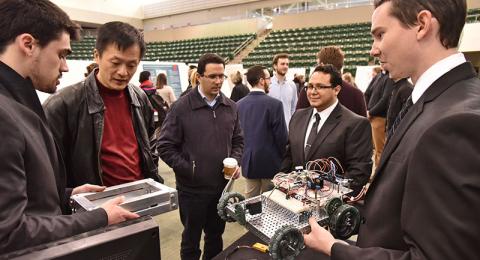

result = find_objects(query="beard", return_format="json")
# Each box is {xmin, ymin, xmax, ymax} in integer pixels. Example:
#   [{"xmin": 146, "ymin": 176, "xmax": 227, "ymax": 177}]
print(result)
[{"xmin": 30, "ymin": 58, "xmax": 58, "ymax": 94}]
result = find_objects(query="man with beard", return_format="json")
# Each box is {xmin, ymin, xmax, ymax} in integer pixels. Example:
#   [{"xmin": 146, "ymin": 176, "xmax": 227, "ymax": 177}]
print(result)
[
  {"xmin": 237, "ymin": 65, "xmax": 288, "ymax": 198},
  {"xmin": 268, "ymin": 53, "xmax": 298, "ymax": 126}
]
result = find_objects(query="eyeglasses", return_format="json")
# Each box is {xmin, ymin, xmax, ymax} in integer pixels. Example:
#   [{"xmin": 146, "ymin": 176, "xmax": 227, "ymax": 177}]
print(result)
[
  {"xmin": 307, "ymin": 83, "xmax": 333, "ymax": 91},
  {"xmin": 202, "ymin": 74, "xmax": 228, "ymax": 80}
]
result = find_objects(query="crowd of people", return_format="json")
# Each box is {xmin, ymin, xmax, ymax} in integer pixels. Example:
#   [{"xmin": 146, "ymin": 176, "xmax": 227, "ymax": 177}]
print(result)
[{"xmin": 1, "ymin": 0, "xmax": 479, "ymax": 260}]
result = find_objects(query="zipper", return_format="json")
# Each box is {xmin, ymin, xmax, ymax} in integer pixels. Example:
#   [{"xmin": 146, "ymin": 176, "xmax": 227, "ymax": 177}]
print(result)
[
  {"xmin": 192, "ymin": 160, "xmax": 196, "ymax": 180},
  {"xmin": 213, "ymin": 110, "xmax": 216, "ymax": 118}
]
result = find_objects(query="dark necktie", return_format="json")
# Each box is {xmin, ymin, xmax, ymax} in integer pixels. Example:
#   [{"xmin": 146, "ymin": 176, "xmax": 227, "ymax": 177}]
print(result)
[
  {"xmin": 305, "ymin": 113, "xmax": 320, "ymax": 157},
  {"xmin": 387, "ymin": 96, "xmax": 413, "ymax": 141}
]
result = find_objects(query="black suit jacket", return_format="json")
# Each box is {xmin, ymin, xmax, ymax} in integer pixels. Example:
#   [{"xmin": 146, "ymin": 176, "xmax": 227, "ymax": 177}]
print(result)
[
  {"xmin": 332, "ymin": 62, "xmax": 480, "ymax": 259},
  {"xmin": 0, "ymin": 62, "xmax": 106, "ymax": 254},
  {"xmin": 281, "ymin": 103, "xmax": 372, "ymax": 192}
]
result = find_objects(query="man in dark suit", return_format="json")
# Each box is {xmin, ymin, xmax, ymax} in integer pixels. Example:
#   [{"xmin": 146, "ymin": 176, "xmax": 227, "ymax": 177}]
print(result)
[
  {"xmin": 237, "ymin": 65, "xmax": 288, "ymax": 198},
  {"xmin": 296, "ymin": 46, "xmax": 367, "ymax": 118},
  {"xmin": 0, "ymin": 0, "xmax": 138, "ymax": 254},
  {"xmin": 281, "ymin": 64, "xmax": 372, "ymax": 195},
  {"xmin": 304, "ymin": 1, "xmax": 480, "ymax": 259}
]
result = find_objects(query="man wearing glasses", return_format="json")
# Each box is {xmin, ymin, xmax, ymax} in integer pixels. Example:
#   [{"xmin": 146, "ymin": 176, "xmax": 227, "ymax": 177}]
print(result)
[
  {"xmin": 158, "ymin": 53, "xmax": 243, "ymax": 260},
  {"xmin": 281, "ymin": 64, "xmax": 372, "ymax": 197}
]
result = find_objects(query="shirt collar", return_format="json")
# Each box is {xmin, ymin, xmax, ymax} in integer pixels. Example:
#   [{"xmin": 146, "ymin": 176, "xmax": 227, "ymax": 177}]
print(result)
[
  {"xmin": 198, "ymin": 84, "xmax": 220, "ymax": 106},
  {"xmin": 412, "ymin": 52, "xmax": 466, "ymax": 104},
  {"xmin": 250, "ymin": 87, "xmax": 265, "ymax": 93},
  {"xmin": 272, "ymin": 75, "xmax": 286, "ymax": 84},
  {"xmin": 311, "ymin": 99, "xmax": 338, "ymax": 122}
]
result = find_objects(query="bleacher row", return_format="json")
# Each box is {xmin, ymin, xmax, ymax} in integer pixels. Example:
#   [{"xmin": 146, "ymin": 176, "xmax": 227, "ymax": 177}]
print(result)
[
  {"xmin": 243, "ymin": 22, "xmax": 372, "ymax": 75},
  {"xmin": 68, "ymin": 8, "xmax": 480, "ymax": 76}
]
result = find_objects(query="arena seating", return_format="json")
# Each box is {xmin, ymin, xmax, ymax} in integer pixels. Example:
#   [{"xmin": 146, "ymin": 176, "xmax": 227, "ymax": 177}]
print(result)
[
  {"xmin": 68, "ymin": 33, "xmax": 255, "ymax": 63},
  {"xmin": 242, "ymin": 22, "xmax": 372, "ymax": 76},
  {"xmin": 68, "ymin": 8, "xmax": 480, "ymax": 75}
]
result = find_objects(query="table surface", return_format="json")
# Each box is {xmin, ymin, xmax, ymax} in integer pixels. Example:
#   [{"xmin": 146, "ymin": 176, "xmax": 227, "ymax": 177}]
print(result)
[{"xmin": 213, "ymin": 231, "xmax": 331, "ymax": 260}]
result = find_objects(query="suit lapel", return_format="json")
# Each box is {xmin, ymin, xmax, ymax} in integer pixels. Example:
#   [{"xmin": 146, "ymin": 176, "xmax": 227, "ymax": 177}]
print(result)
[
  {"xmin": 370, "ymin": 62, "xmax": 477, "ymax": 185},
  {"xmin": 306, "ymin": 104, "xmax": 342, "ymax": 161}
]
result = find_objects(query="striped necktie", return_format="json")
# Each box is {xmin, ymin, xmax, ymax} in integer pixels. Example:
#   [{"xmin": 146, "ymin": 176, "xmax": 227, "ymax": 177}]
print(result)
[
  {"xmin": 387, "ymin": 96, "xmax": 413, "ymax": 142},
  {"xmin": 305, "ymin": 113, "xmax": 320, "ymax": 157}
]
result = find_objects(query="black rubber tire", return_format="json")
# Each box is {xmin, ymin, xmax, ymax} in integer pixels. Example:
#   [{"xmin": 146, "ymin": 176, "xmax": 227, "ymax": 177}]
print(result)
[
  {"xmin": 269, "ymin": 225, "xmax": 304, "ymax": 260},
  {"xmin": 217, "ymin": 192, "xmax": 245, "ymax": 222},
  {"xmin": 325, "ymin": 197, "xmax": 343, "ymax": 216},
  {"xmin": 329, "ymin": 204, "xmax": 360, "ymax": 240}
]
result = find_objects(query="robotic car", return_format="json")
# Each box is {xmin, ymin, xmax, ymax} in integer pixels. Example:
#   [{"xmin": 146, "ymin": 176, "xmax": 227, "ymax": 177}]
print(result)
[{"xmin": 217, "ymin": 158, "xmax": 361, "ymax": 260}]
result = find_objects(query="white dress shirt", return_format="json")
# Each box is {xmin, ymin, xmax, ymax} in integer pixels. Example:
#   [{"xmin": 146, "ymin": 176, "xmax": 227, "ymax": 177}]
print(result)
[
  {"xmin": 412, "ymin": 53, "xmax": 466, "ymax": 104},
  {"xmin": 304, "ymin": 100, "xmax": 339, "ymax": 148}
]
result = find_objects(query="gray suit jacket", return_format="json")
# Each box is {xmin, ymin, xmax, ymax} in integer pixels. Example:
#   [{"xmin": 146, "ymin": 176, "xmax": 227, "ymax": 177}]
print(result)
[
  {"xmin": 281, "ymin": 103, "xmax": 372, "ymax": 192},
  {"xmin": 332, "ymin": 62, "xmax": 480, "ymax": 259},
  {"xmin": 0, "ymin": 62, "xmax": 107, "ymax": 254}
]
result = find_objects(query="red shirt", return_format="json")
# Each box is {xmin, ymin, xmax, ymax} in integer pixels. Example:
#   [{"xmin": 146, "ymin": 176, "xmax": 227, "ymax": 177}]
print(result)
[{"xmin": 97, "ymin": 80, "xmax": 143, "ymax": 186}]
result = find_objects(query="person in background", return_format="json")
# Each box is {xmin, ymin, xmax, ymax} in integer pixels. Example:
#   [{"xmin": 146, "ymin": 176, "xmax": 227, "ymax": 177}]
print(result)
[
  {"xmin": 0, "ymin": 0, "xmax": 137, "ymax": 254},
  {"xmin": 304, "ymin": 1, "xmax": 480, "ymax": 259},
  {"xmin": 181, "ymin": 65, "xmax": 197, "ymax": 97},
  {"xmin": 269, "ymin": 53, "xmax": 298, "ymax": 126},
  {"xmin": 43, "ymin": 21, "xmax": 162, "ymax": 188},
  {"xmin": 158, "ymin": 53, "xmax": 243, "ymax": 260},
  {"xmin": 293, "ymin": 74, "xmax": 306, "ymax": 94},
  {"xmin": 156, "ymin": 73, "xmax": 176, "ymax": 106},
  {"xmin": 229, "ymin": 70, "xmax": 249, "ymax": 102},
  {"xmin": 296, "ymin": 46, "xmax": 367, "ymax": 118},
  {"xmin": 237, "ymin": 65, "xmax": 287, "ymax": 198},
  {"xmin": 139, "ymin": 70, "xmax": 156, "ymax": 96},
  {"xmin": 366, "ymin": 70, "xmax": 394, "ymax": 167},
  {"xmin": 342, "ymin": 72, "xmax": 358, "ymax": 88},
  {"xmin": 386, "ymin": 78, "xmax": 413, "ymax": 135},
  {"xmin": 364, "ymin": 66, "xmax": 383, "ymax": 106},
  {"xmin": 84, "ymin": 62, "xmax": 98, "ymax": 77}
]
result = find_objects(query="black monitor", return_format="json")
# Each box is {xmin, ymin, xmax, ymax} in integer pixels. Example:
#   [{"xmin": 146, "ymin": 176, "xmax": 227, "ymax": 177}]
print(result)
[{"xmin": 1, "ymin": 216, "xmax": 160, "ymax": 260}]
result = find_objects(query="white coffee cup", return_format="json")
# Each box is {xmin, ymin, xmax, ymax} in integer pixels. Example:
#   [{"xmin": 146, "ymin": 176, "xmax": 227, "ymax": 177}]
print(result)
[{"xmin": 223, "ymin": 158, "xmax": 238, "ymax": 179}]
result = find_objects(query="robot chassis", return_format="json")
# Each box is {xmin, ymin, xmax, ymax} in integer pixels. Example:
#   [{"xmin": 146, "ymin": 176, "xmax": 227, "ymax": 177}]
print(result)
[{"xmin": 217, "ymin": 158, "xmax": 361, "ymax": 260}]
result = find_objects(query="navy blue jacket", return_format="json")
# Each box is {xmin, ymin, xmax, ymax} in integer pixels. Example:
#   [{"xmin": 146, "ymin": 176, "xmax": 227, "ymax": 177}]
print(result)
[{"xmin": 237, "ymin": 91, "xmax": 288, "ymax": 179}]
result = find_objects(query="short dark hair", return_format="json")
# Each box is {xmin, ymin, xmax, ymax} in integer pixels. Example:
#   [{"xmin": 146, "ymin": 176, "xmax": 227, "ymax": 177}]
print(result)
[
  {"xmin": 272, "ymin": 53, "xmax": 289, "ymax": 67},
  {"xmin": 197, "ymin": 53, "xmax": 225, "ymax": 75},
  {"xmin": 312, "ymin": 64, "xmax": 342, "ymax": 88},
  {"xmin": 0, "ymin": 0, "xmax": 80, "ymax": 54},
  {"xmin": 139, "ymin": 71, "xmax": 150, "ymax": 83},
  {"xmin": 246, "ymin": 65, "xmax": 267, "ymax": 87},
  {"xmin": 373, "ymin": 0, "xmax": 466, "ymax": 48},
  {"xmin": 95, "ymin": 21, "xmax": 146, "ymax": 59},
  {"xmin": 317, "ymin": 46, "xmax": 344, "ymax": 71}
]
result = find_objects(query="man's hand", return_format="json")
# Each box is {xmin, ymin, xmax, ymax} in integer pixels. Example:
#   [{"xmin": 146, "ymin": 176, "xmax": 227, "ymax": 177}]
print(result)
[
  {"xmin": 232, "ymin": 167, "xmax": 241, "ymax": 179},
  {"xmin": 303, "ymin": 217, "xmax": 337, "ymax": 256},
  {"xmin": 100, "ymin": 196, "xmax": 140, "ymax": 225},
  {"xmin": 72, "ymin": 183, "xmax": 106, "ymax": 195}
]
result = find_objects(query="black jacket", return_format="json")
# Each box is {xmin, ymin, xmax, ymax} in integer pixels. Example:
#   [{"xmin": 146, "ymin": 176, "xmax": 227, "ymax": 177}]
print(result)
[
  {"xmin": 0, "ymin": 62, "xmax": 106, "ymax": 254},
  {"xmin": 157, "ymin": 87, "xmax": 243, "ymax": 195},
  {"xmin": 230, "ymin": 83, "xmax": 249, "ymax": 102},
  {"xmin": 386, "ymin": 79, "xmax": 413, "ymax": 132},
  {"xmin": 43, "ymin": 70, "xmax": 161, "ymax": 187},
  {"xmin": 332, "ymin": 62, "xmax": 480, "ymax": 260},
  {"xmin": 367, "ymin": 72, "xmax": 395, "ymax": 117}
]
